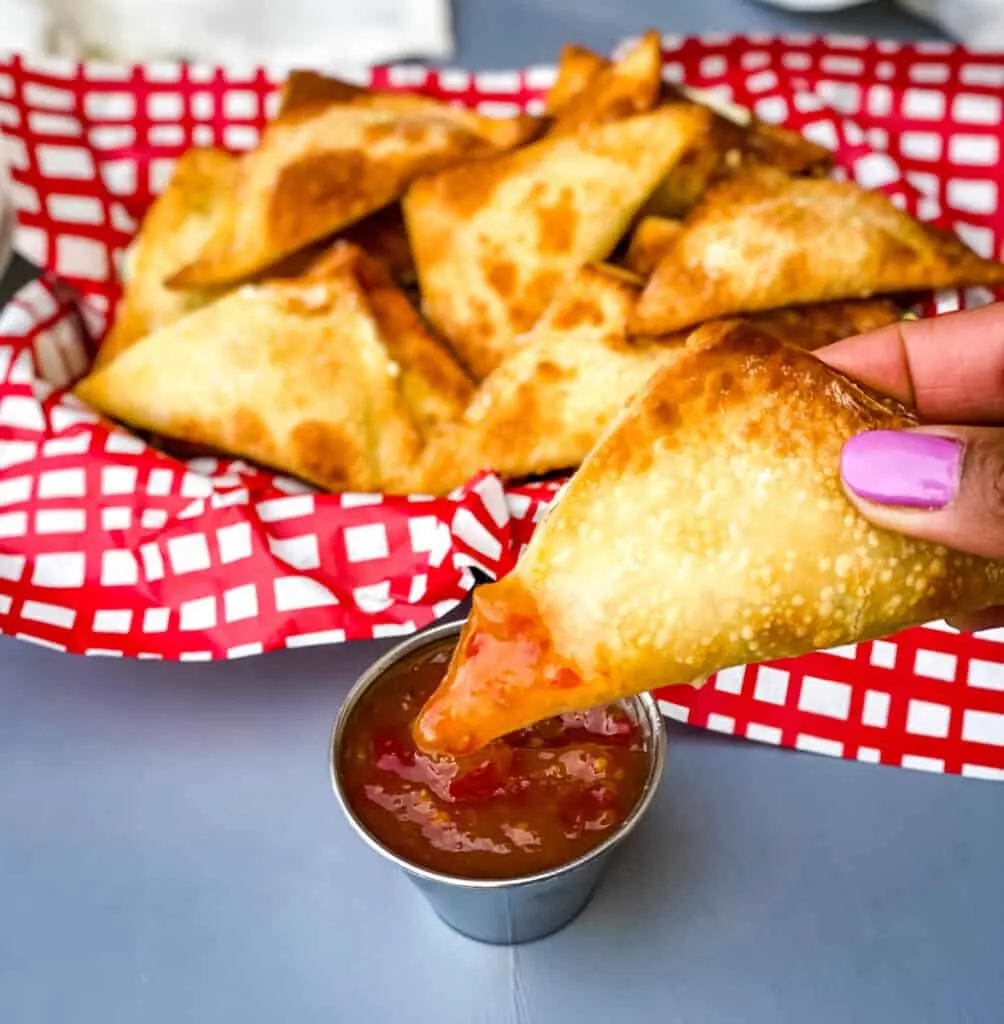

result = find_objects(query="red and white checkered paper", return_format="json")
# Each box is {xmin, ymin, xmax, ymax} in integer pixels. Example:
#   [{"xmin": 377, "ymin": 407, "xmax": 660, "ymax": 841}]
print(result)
[{"xmin": 1, "ymin": 34, "xmax": 1003, "ymax": 780}]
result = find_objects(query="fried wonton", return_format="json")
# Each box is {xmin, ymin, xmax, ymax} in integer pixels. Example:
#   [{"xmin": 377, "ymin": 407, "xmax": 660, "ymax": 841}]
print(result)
[
  {"xmin": 76, "ymin": 257, "xmax": 424, "ymax": 493},
  {"xmin": 415, "ymin": 277, "xmax": 900, "ymax": 494},
  {"xmin": 319, "ymin": 243, "xmax": 473, "ymax": 434},
  {"xmin": 642, "ymin": 91, "xmax": 833, "ymax": 220},
  {"xmin": 97, "ymin": 147, "xmax": 237, "ymax": 368},
  {"xmin": 405, "ymin": 102, "xmax": 711, "ymax": 378},
  {"xmin": 415, "ymin": 264, "xmax": 684, "ymax": 493},
  {"xmin": 633, "ymin": 168, "xmax": 1004, "ymax": 335},
  {"xmin": 278, "ymin": 69, "xmax": 542, "ymax": 151},
  {"xmin": 623, "ymin": 215, "xmax": 683, "ymax": 277},
  {"xmin": 548, "ymin": 31, "xmax": 663, "ymax": 134},
  {"xmin": 543, "ymin": 38, "xmax": 830, "ymax": 219},
  {"xmin": 544, "ymin": 44, "xmax": 610, "ymax": 116},
  {"xmin": 413, "ymin": 321, "xmax": 1004, "ymax": 754},
  {"xmin": 167, "ymin": 79, "xmax": 541, "ymax": 290}
]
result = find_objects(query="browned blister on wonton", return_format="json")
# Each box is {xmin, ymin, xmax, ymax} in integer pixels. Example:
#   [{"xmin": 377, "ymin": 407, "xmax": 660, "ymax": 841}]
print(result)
[
  {"xmin": 77, "ymin": 254, "xmax": 424, "ymax": 493},
  {"xmin": 414, "ymin": 264, "xmax": 685, "ymax": 493},
  {"xmin": 413, "ymin": 321, "xmax": 1004, "ymax": 754},
  {"xmin": 405, "ymin": 102, "xmax": 711, "ymax": 379},
  {"xmin": 633, "ymin": 168, "xmax": 1004, "ymax": 335},
  {"xmin": 167, "ymin": 76, "xmax": 541, "ymax": 290},
  {"xmin": 97, "ymin": 147, "xmax": 237, "ymax": 368}
]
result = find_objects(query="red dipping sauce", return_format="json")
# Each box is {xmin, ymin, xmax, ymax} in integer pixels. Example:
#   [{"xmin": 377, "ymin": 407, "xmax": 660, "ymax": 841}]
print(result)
[{"xmin": 338, "ymin": 637, "xmax": 651, "ymax": 880}]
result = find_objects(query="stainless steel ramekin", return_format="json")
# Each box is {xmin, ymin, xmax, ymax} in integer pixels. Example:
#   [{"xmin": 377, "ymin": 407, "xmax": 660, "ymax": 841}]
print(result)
[{"xmin": 329, "ymin": 620, "xmax": 667, "ymax": 945}]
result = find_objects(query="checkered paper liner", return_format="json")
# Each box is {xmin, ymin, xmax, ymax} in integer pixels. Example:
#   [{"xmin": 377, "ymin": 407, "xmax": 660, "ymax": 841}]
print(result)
[{"xmin": 1, "ymin": 35, "xmax": 1003, "ymax": 780}]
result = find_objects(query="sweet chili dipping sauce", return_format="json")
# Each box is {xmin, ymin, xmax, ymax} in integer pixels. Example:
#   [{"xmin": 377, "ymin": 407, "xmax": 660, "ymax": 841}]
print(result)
[{"xmin": 339, "ymin": 638, "xmax": 651, "ymax": 880}]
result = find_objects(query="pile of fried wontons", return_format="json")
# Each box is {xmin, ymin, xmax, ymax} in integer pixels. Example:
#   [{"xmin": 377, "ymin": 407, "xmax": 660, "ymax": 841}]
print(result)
[{"xmin": 76, "ymin": 31, "xmax": 1004, "ymax": 496}]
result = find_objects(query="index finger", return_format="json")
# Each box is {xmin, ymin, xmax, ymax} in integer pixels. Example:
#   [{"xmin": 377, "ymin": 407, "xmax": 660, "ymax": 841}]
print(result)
[{"xmin": 815, "ymin": 301, "xmax": 1004, "ymax": 423}]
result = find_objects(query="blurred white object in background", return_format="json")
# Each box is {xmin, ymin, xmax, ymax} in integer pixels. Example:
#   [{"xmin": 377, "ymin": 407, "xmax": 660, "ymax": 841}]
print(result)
[
  {"xmin": 0, "ymin": 0, "xmax": 454, "ymax": 70},
  {"xmin": 754, "ymin": 0, "xmax": 1004, "ymax": 46},
  {"xmin": 899, "ymin": 0, "xmax": 1004, "ymax": 46}
]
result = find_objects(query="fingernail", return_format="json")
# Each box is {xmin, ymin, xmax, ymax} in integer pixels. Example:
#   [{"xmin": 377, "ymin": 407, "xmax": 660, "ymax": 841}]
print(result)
[{"xmin": 841, "ymin": 430, "xmax": 963, "ymax": 510}]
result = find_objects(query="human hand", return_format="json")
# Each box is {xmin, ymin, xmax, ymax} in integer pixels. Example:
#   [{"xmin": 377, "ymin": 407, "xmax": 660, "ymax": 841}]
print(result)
[{"xmin": 816, "ymin": 302, "xmax": 1004, "ymax": 633}]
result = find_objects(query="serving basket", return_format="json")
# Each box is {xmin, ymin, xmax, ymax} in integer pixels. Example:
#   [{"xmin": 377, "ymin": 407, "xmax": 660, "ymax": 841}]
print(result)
[{"xmin": 0, "ymin": 33, "xmax": 1002, "ymax": 779}]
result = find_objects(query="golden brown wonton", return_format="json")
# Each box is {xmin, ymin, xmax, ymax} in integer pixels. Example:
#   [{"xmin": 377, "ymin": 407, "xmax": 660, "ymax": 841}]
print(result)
[
  {"xmin": 168, "ymin": 77, "xmax": 541, "ymax": 289},
  {"xmin": 633, "ymin": 168, "xmax": 1004, "ymax": 334},
  {"xmin": 414, "ymin": 321, "xmax": 1004, "ymax": 754},
  {"xmin": 97, "ymin": 147, "xmax": 237, "ymax": 368},
  {"xmin": 405, "ymin": 102, "xmax": 710, "ymax": 378},
  {"xmin": 78, "ymin": 249, "xmax": 429, "ymax": 492}
]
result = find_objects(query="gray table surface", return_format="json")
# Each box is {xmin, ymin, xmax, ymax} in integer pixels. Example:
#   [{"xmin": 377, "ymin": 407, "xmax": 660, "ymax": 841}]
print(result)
[{"xmin": 3, "ymin": 3, "xmax": 1003, "ymax": 1024}]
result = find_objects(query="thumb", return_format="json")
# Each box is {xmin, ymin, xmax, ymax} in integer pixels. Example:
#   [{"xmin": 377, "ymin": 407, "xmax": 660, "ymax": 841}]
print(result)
[{"xmin": 839, "ymin": 426, "xmax": 1004, "ymax": 561}]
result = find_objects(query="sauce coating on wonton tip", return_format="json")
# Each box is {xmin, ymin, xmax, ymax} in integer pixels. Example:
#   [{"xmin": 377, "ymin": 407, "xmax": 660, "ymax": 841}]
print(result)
[{"xmin": 413, "ymin": 579, "xmax": 586, "ymax": 756}]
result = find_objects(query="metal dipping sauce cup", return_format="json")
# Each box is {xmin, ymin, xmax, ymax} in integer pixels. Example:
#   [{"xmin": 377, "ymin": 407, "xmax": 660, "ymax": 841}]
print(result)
[{"xmin": 329, "ymin": 620, "xmax": 667, "ymax": 946}]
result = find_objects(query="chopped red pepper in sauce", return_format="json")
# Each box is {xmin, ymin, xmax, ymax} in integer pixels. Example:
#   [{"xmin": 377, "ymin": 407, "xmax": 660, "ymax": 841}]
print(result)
[{"xmin": 339, "ymin": 637, "xmax": 650, "ymax": 880}]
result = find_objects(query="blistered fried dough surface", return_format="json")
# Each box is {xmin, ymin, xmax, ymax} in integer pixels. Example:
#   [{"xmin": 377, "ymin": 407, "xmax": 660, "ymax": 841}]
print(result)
[
  {"xmin": 414, "ymin": 321, "xmax": 1004, "ymax": 754},
  {"xmin": 167, "ymin": 83, "xmax": 541, "ymax": 289},
  {"xmin": 547, "ymin": 31, "xmax": 662, "ymax": 133},
  {"xmin": 415, "ymin": 265, "xmax": 685, "ymax": 494},
  {"xmin": 405, "ymin": 103, "xmax": 710, "ymax": 379},
  {"xmin": 97, "ymin": 148, "xmax": 236, "ymax": 368},
  {"xmin": 633, "ymin": 168, "xmax": 1004, "ymax": 334},
  {"xmin": 76, "ymin": 260, "xmax": 423, "ymax": 493}
]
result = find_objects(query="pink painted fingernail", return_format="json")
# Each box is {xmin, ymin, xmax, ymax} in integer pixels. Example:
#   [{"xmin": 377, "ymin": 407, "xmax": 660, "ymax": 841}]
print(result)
[{"xmin": 841, "ymin": 430, "xmax": 963, "ymax": 510}]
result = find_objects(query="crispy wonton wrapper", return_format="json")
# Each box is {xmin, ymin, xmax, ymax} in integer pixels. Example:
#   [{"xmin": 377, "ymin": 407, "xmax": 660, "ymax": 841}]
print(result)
[
  {"xmin": 277, "ymin": 69, "xmax": 542, "ymax": 151},
  {"xmin": 642, "ymin": 95, "xmax": 833, "ymax": 220},
  {"xmin": 547, "ymin": 31, "xmax": 663, "ymax": 134},
  {"xmin": 167, "ymin": 77, "xmax": 541, "ymax": 290},
  {"xmin": 544, "ymin": 44, "xmax": 612, "ymax": 116},
  {"xmin": 77, "ymin": 250, "xmax": 429, "ymax": 493},
  {"xmin": 97, "ymin": 147, "xmax": 236, "ymax": 368},
  {"xmin": 544, "ymin": 43, "xmax": 831, "ymax": 220},
  {"xmin": 414, "ymin": 264, "xmax": 679, "ymax": 493},
  {"xmin": 101, "ymin": 149, "xmax": 422, "ymax": 367},
  {"xmin": 415, "ymin": 263, "xmax": 902, "ymax": 494},
  {"xmin": 405, "ymin": 103, "xmax": 710, "ymax": 378},
  {"xmin": 633, "ymin": 168, "xmax": 1004, "ymax": 335},
  {"xmin": 323, "ymin": 244, "xmax": 473, "ymax": 434},
  {"xmin": 413, "ymin": 320, "xmax": 1004, "ymax": 754}
]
